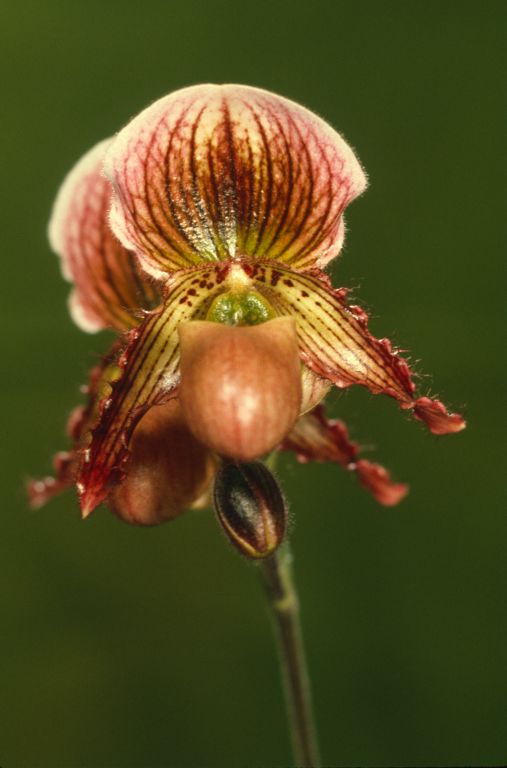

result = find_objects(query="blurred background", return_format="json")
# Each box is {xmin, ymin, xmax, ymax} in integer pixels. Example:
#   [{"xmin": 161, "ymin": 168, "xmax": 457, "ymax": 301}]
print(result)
[{"xmin": 1, "ymin": 1, "xmax": 505, "ymax": 766}]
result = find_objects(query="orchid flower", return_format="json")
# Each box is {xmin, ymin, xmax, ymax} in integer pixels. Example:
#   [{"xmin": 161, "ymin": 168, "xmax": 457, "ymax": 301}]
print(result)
[{"xmin": 30, "ymin": 84, "xmax": 465, "ymax": 526}]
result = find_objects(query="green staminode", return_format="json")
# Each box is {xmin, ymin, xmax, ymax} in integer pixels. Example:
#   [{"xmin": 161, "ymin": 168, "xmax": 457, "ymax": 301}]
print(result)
[{"xmin": 206, "ymin": 290, "xmax": 275, "ymax": 326}]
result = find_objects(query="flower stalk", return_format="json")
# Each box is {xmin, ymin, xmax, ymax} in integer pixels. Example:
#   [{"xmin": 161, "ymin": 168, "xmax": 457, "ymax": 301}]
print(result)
[{"xmin": 258, "ymin": 542, "xmax": 320, "ymax": 768}]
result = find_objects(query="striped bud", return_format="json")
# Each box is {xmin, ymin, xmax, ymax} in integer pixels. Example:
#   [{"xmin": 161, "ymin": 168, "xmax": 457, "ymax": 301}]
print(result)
[
  {"xmin": 178, "ymin": 317, "xmax": 302, "ymax": 461},
  {"xmin": 213, "ymin": 461, "xmax": 288, "ymax": 559}
]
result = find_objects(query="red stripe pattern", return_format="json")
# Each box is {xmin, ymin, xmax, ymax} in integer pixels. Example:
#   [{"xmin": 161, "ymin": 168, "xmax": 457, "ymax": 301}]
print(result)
[
  {"xmin": 251, "ymin": 262, "xmax": 416, "ymax": 401},
  {"xmin": 105, "ymin": 85, "xmax": 367, "ymax": 279},
  {"xmin": 77, "ymin": 263, "xmax": 230, "ymax": 514},
  {"xmin": 49, "ymin": 139, "xmax": 160, "ymax": 332},
  {"xmin": 250, "ymin": 261, "xmax": 465, "ymax": 433}
]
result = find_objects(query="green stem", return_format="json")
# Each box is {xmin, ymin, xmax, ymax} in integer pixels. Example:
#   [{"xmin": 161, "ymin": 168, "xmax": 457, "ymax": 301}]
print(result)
[{"xmin": 258, "ymin": 542, "xmax": 321, "ymax": 767}]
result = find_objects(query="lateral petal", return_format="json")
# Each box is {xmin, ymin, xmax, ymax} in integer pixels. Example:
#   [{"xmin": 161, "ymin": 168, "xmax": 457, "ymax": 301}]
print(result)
[
  {"xmin": 252, "ymin": 262, "xmax": 466, "ymax": 434},
  {"xmin": 281, "ymin": 405, "xmax": 408, "ymax": 506},
  {"xmin": 49, "ymin": 139, "xmax": 160, "ymax": 332},
  {"xmin": 77, "ymin": 264, "xmax": 229, "ymax": 515},
  {"xmin": 105, "ymin": 84, "xmax": 366, "ymax": 279}
]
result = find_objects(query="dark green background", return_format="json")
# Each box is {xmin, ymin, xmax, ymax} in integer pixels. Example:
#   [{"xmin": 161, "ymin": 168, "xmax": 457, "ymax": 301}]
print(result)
[{"xmin": 1, "ymin": 1, "xmax": 505, "ymax": 766}]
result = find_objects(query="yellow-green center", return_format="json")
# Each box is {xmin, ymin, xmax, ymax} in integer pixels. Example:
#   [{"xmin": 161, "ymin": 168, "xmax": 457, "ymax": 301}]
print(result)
[{"xmin": 206, "ymin": 290, "xmax": 275, "ymax": 326}]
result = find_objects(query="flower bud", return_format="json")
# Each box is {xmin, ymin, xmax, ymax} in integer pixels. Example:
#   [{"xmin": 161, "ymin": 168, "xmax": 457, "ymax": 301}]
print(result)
[
  {"xmin": 107, "ymin": 399, "xmax": 215, "ymax": 525},
  {"xmin": 213, "ymin": 461, "xmax": 288, "ymax": 559},
  {"xmin": 178, "ymin": 317, "xmax": 302, "ymax": 461}
]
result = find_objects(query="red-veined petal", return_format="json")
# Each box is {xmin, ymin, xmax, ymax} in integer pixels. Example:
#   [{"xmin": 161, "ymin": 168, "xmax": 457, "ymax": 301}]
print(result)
[
  {"xmin": 105, "ymin": 84, "xmax": 366, "ymax": 279},
  {"xmin": 49, "ymin": 139, "xmax": 160, "ymax": 332},
  {"xmin": 251, "ymin": 262, "xmax": 466, "ymax": 434},
  {"xmin": 77, "ymin": 263, "xmax": 230, "ymax": 516},
  {"xmin": 281, "ymin": 405, "xmax": 408, "ymax": 506}
]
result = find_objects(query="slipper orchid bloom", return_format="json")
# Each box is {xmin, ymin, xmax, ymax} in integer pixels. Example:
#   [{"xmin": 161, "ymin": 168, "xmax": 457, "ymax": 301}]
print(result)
[{"xmin": 30, "ymin": 84, "xmax": 465, "ymax": 525}]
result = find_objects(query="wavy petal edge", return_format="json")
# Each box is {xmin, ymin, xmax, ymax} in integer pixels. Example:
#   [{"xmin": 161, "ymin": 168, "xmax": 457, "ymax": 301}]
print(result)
[{"xmin": 250, "ymin": 261, "xmax": 466, "ymax": 436}]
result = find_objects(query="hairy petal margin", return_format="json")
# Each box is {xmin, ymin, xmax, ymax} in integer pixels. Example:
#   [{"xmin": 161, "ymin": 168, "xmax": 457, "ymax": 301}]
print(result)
[{"xmin": 252, "ymin": 262, "xmax": 466, "ymax": 435}]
